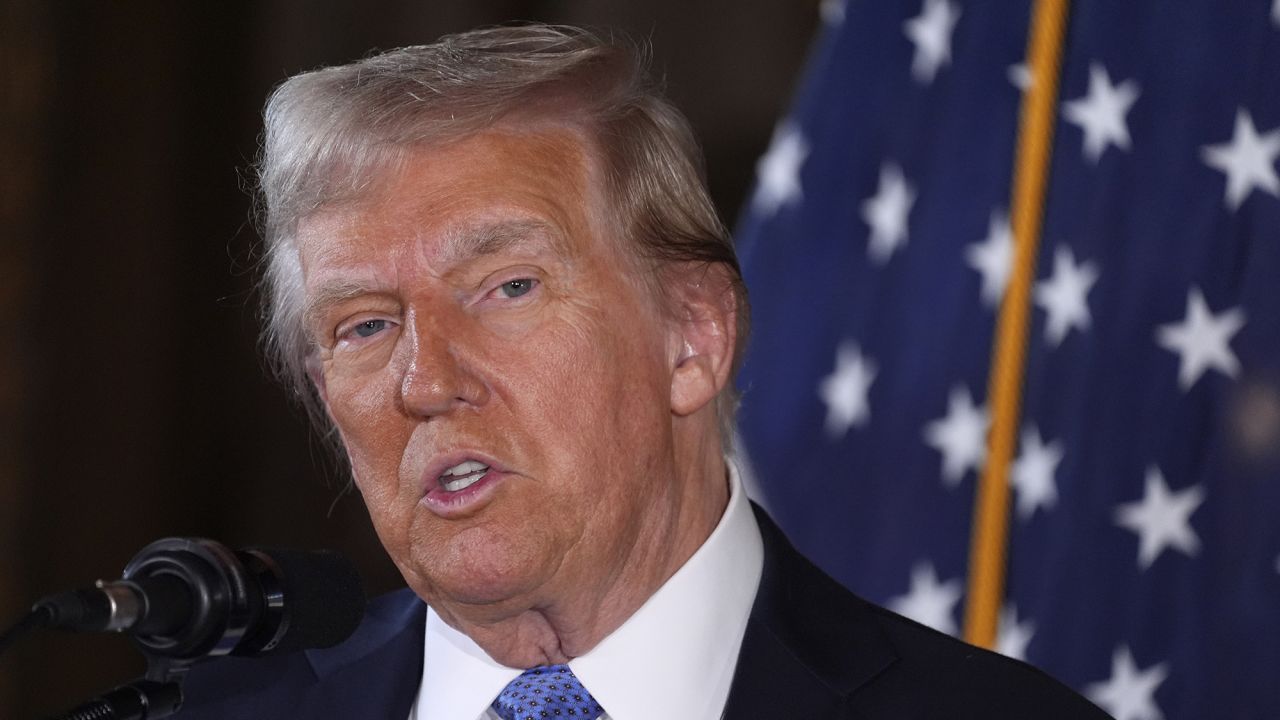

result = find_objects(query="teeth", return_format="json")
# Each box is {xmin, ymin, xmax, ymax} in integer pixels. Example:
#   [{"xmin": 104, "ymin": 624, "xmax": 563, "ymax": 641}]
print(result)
[
  {"xmin": 438, "ymin": 460, "xmax": 490, "ymax": 492},
  {"xmin": 441, "ymin": 460, "xmax": 488, "ymax": 477},
  {"xmin": 441, "ymin": 471, "xmax": 485, "ymax": 492}
]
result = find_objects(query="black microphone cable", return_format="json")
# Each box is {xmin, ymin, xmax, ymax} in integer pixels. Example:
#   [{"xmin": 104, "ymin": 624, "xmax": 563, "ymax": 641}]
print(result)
[{"xmin": 0, "ymin": 602, "xmax": 54, "ymax": 657}]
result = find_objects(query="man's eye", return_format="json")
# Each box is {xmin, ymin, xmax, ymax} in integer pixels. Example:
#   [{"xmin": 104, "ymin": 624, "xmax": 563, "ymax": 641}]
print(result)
[
  {"xmin": 351, "ymin": 319, "xmax": 389, "ymax": 338},
  {"xmin": 498, "ymin": 279, "xmax": 536, "ymax": 298}
]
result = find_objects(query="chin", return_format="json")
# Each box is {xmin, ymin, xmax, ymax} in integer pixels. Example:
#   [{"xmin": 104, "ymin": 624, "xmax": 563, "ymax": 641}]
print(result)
[{"xmin": 407, "ymin": 521, "xmax": 554, "ymax": 608}]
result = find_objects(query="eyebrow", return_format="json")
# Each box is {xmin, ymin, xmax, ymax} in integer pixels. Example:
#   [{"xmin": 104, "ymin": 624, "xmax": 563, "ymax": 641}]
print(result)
[
  {"xmin": 302, "ymin": 281, "xmax": 390, "ymax": 338},
  {"xmin": 437, "ymin": 218, "xmax": 569, "ymax": 265}
]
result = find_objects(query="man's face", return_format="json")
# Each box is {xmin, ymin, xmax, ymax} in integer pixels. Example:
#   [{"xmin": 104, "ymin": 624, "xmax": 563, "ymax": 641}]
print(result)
[{"xmin": 296, "ymin": 126, "xmax": 692, "ymax": 626}]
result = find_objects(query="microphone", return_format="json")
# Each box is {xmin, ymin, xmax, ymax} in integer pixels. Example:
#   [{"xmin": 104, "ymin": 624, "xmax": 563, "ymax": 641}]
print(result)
[{"xmin": 33, "ymin": 537, "xmax": 366, "ymax": 662}]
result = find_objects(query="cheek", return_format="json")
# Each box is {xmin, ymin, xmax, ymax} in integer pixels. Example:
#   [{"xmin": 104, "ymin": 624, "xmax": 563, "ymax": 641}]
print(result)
[
  {"xmin": 324, "ymin": 370, "xmax": 407, "ymax": 501},
  {"xmin": 515, "ymin": 296, "xmax": 671, "ymax": 459}
]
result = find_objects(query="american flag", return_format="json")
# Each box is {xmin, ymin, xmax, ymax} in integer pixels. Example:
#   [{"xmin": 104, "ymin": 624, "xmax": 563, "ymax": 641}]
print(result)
[{"xmin": 733, "ymin": 2, "xmax": 1280, "ymax": 718}]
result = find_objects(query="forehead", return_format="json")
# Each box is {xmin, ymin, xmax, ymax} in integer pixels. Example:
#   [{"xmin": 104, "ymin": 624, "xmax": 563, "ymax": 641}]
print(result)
[{"xmin": 294, "ymin": 124, "xmax": 609, "ymax": 278}]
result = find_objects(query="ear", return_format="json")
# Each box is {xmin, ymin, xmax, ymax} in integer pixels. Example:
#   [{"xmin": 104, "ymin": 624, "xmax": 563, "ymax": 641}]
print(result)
[{"xmin": 667, "ymin": 263, "xmax": 739, "ymax": 417}]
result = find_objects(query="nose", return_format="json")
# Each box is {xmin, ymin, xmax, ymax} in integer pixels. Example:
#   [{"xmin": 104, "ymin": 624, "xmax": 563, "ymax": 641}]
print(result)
[{"xmin": 398, "ymin": 309, "xmax": 490, "ymax": 418}]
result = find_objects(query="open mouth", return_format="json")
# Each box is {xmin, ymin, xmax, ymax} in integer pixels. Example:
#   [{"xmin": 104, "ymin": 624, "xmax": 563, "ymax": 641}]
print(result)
[{"xmin": 439, "ymin": 460, "xmax": 490, "ymax": 492}]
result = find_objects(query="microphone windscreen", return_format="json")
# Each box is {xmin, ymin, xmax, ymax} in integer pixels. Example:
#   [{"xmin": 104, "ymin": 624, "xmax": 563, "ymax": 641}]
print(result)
[{"xmin": 248, "ymin": 547, "xmax": 366, "ymax": 656}]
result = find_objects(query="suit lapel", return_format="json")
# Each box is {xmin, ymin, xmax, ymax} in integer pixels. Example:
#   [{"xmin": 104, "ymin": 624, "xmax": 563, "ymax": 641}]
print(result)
[
  {"xmin": 723, "ymin": 506, "xmax": 899, "ymax": 719},
  {"xmin": 724, "ymin": 616, "xmax": 851, "ymax": 719},
  {"xmin": 301, "ymin": 588, "xmax": 427, "ymax": 716}
]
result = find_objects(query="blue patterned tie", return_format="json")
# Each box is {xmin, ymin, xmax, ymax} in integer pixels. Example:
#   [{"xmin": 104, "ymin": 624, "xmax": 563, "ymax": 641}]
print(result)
[{"xmin": 491, "ymin": 664, "xmax": 606, "ymax": 720}]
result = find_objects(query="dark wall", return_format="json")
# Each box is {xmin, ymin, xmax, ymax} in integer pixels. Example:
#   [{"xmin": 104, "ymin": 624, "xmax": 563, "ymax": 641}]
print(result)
[{"xmin": 0, "ymin": 1, "xmax": 818, "ymax": 715}]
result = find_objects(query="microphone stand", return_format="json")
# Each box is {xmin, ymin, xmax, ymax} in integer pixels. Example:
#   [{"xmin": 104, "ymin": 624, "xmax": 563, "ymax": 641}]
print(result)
[{"xmin": 45, "ymin": 658, "xmax": 190, "ymax": 720}]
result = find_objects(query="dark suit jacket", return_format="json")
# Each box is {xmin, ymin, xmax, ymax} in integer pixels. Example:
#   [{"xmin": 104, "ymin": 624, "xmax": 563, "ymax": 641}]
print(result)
[{"xmin": 177, "ymin": 507, "xmax": 1110, "ymax": 718}]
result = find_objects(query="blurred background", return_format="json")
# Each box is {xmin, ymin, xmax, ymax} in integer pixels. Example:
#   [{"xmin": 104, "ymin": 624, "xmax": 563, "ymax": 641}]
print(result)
[{"xmin": 0, "ymin": 1, "xmax": 820, "ymax": 715}]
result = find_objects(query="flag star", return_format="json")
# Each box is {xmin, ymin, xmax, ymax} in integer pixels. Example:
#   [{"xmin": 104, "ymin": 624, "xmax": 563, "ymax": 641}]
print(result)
[
  {"xmin": 1062, "ymin": 63, "xmax": 1140, "ymax": 163},
  {"xmin": 1085, "ymin": 646, "xmax": 1169, "ymax": 720},
  {"xmin": 819, "ymin": 341, "xmax": 877, "ymax": 437},
  {"xmin": 1011, "ymin": 426, "xmax": 1063, "ymax": 521},
  {"xmin": 965, "ymin": 209, "xmax": 1014, "ymax": 308},
  {"xmin": 888, "ymin": 562, "xmax": 963, "ymax": 636},
  {"xmin": 1155, "ymin": 287, "xmax": 1246, "ymax": 391},
  {"xmin": 997, "ymin": 604, "xmax": 1036, "ymax": 662},
  {"xmin": 1200, "ymin": 108, "xmax": 1280, "ymax": 210},
  {"xmin": 1115, "ymin": 466, "xmax": 1206, "ymax": 570},
  {"xmin": 820, "ymin": 0, "xmax": 846, "ymax": 26},
  {"xmin": 861, "ymin": 162, "xmax": 917, "ymax": 264},
  {"xmin": 1007, "ymin": 63, "xmax": 1032, "ymax": 91},
  {"xmin": 1034, "ymin": 246, "xmax": 1099, "ymax": 347},
  {"xmin": 751, "ymin": 123, "xmax": 809, "ymax": 217},
  {"xmin": 903, "ymin": 0, "xmax": 961, "ymax": 84},
  {"xmin": 923, "ymin": 385, "xmax": 989, "ymax": 487}
]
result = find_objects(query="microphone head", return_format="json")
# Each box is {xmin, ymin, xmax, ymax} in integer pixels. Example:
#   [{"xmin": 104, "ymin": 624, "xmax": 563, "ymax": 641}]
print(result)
[
  {"xmin": 233, "ymin": 547, "xmax": 366, "ymax": 657},
  {"xmin": 120, "ymin": 537, "xmax": 367, "ymax": 662}
]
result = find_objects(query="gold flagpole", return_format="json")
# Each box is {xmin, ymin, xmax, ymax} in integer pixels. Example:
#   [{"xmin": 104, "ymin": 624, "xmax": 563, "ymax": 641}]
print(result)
[{"xmin": 963, "ymin": 0, "xmax": 1070, "ymax": 649}]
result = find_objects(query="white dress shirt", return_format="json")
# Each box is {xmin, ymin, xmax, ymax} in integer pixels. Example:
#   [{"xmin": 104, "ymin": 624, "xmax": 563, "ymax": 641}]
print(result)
[{"xmin": 407, "ymin": 459, "xmax": 765, "ymax": 720}]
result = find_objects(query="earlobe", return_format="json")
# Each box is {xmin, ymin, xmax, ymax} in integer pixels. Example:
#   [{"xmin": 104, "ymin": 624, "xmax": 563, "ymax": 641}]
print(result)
[
  {"xmin": 668, "ymin": 265, "xmax": 738, "ymax": 417},
  {"xmin": 671, "ymin": 352, "xmax": 718, "ymax": 416}
]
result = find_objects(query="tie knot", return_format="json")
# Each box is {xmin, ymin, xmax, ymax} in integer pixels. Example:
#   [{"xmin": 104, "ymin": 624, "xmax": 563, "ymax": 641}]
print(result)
[{"xmin": 491, "ymin": 664, "xmax": 605, "ymax": 720}]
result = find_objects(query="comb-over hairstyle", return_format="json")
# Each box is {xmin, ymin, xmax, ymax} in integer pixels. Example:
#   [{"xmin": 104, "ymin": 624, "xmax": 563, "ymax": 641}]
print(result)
[{"xmin": 257, "ymin": 24, "xmax": 748, "ymax": 439}]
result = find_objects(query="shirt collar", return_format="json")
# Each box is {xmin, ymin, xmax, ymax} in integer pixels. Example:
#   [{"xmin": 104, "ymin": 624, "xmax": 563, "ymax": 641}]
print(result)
[{"xmin": 416, "ymin": 458, "xmax": 764, "ymax": 720}]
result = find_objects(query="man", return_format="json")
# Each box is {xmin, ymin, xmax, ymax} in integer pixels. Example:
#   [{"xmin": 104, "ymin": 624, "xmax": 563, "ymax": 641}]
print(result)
[{"xmin": 179, "ymin": 24, "xmax": 1109, "ymax": 719}]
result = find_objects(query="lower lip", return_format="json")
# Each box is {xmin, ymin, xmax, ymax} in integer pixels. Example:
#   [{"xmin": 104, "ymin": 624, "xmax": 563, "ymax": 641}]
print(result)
[{"xmin": 421, "ymin": 468, "xmax": 505, "ymax": 518}]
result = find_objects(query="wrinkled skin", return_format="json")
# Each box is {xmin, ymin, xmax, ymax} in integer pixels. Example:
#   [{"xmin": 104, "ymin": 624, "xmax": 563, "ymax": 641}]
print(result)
[{"xmin": 296, "ymin": 122, "xmax": 736, "ymax": 666}]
